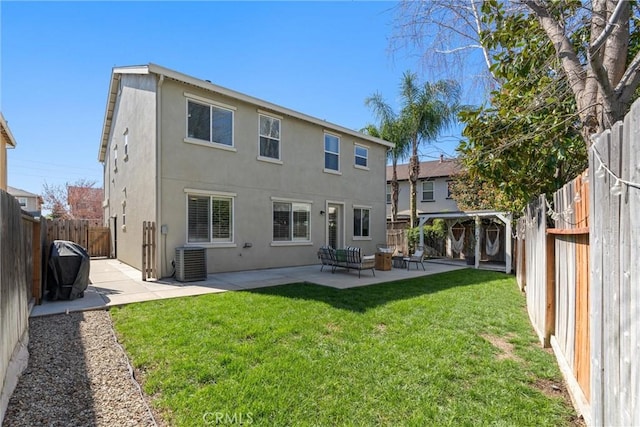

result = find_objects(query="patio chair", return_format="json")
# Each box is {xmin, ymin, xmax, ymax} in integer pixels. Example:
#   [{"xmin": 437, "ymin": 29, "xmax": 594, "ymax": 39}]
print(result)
[{"xmin": 403, "ymin": 247, "xmax": 426, "ymax": 271}]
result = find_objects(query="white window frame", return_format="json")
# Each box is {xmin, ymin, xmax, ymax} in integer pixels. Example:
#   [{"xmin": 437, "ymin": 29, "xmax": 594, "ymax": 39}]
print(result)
[
  {"xmin": 184, "ymin": 189, "xmax": 236, "ymax": 248},
  {"xmin": 447, "ymin": 180, "xmax": 453, "ymax": 199},
  {"xmin": 18, "ymin": 197, "xmax": 27, "ymax": 207},
  {"xmin": 422, "ymin": 180, "xmax": 435, "ymax": 202},
  {"xmin": 257, "ymin": 111, "xmax": 283, "ymax": 164},
  {"xmin": 184, "ymin": 93, "xmax": 236, "ymax": 152},
  {"xmin": 386, "ymin": 184, "xmax": 391, "ymax": 204},
  {"xmin": 323, "ymin": 132, "xmax": 341, "ymax": 174},
  {"xmin": 354, "ymin": 144, "xmax": 369, "ymax": 170},
  {"xmin": 353, "ymin": 205, "xmax": 371, "ymax": 240},
  {"xmin": 271, "ymin": 197, "xmax": 313, "ymax": 246}
]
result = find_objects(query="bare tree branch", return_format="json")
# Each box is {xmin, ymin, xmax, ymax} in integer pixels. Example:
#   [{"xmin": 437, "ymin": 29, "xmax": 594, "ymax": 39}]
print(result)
[
  {"xmin": 615, "ymin": 49, "xmax": 640, "ymax": 105},
  {"xmin": 524, "ymin": 0, "xmax": 586, "ymax": 99}
]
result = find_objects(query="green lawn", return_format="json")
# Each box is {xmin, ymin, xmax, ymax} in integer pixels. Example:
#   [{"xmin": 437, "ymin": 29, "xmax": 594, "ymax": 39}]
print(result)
[{"xmin": 111, "ymin": 269, "xmax": 577, "ymax": 426}]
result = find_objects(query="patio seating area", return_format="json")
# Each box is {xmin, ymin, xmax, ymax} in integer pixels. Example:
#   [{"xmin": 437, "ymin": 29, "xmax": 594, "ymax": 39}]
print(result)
[{"xmin": 317, "ymin": 246, "xmax": 376, "ymax": 277}]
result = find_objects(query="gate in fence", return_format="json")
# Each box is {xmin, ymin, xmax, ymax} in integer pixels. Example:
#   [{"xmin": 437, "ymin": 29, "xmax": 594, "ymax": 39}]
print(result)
[{"xmin": 142, "ymin": 221, "xmax": 156, "ymax": 281}]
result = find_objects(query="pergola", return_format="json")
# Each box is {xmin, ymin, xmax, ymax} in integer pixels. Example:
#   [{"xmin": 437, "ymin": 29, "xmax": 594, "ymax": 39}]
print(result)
[{"xmin": 417, "ymin": 210, "xmax": 513, "ymax": 274}]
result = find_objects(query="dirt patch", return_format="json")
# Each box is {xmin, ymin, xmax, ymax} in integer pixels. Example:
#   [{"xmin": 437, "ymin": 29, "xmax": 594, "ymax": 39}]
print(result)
[
  {"xmin": 375, "ymin": 323, "xmax": 387, "ymax": 333},
  {"xmin": 481, "ymin": 333, "xmax": 523, "ymax": 363},
  {"xmin": 533, "ymin": 379, "xmax": 586, "ymax": 426}
]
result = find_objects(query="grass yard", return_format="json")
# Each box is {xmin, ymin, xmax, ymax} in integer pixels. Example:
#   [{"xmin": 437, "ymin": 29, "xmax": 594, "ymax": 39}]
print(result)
[{"xmin": 111, "ymin": 269, "xmax": 578, "ymax": 426}]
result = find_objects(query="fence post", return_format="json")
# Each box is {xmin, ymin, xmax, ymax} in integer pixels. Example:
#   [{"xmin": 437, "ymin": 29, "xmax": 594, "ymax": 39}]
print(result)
[
  {"xmin": 31, "ymin": 220, "xmax": 41, "ymax": 305},
  {"xmin": 545, "ymin": 233, "xmax": 556, "ymax": 348}
]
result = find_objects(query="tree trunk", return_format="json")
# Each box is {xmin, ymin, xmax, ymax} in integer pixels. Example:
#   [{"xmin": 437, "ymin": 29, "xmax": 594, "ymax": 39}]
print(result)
[
  {"xmin": 409, "ymin": 138, "xmax": 419, "ymax": 228},
  {"xmin": 391, "ymin": 159, "xmax": 399, "ymax": 222}
]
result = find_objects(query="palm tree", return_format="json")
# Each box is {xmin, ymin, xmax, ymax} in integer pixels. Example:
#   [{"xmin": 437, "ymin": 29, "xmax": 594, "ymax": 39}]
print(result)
[
  {"xmin": 364, "ymin": 95, "xmax": 410, "ymax": 223},
  {"xmin": 398, "ymin": 72, "xmax": 461, "ymax": 227}
]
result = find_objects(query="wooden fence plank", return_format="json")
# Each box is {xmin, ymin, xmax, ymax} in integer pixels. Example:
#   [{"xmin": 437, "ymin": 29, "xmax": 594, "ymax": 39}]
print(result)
[
  {"xmin": 590, "ymin": 131, "xmax": 606, "ymax": 427},
  {"xmin": 615, "ymin": 118, "xmax": 632, "ymax": 426},
  {"xmin": 606, "ymin": 124, "xmax": 622, "ymax": 426},
  {"xmin": 627, "ymin": 96, "xmax": 640, "ymax": 426}
]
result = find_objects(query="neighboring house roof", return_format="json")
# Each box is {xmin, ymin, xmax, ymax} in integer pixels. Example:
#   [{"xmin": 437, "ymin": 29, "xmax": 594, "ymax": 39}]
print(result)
[
  {"xmin": 7, "ymin": 186, "xmax": 40, "ymax": 198},
  {"xmin": 99, "ymin": 63, "xmax": 394, "ymax": 162},
  {"xmin": 386, "ymin": 157, "xmax": 461, "ymax": 181},
  {"xmin": 0, "ymin": 112, "xmax": 17, "ymax": 148}
]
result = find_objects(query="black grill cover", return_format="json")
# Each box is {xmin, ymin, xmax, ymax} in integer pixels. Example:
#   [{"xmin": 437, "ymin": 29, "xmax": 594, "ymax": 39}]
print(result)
[{"xmin": 46, "ymin": 240, "xmax": 90, "ymax": 301}]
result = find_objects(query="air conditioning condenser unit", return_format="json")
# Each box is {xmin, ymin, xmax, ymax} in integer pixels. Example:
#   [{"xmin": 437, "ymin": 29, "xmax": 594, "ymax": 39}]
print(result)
[{"xmin": 175, "ymin": 247, "xmax": 207, "ymax": 282}]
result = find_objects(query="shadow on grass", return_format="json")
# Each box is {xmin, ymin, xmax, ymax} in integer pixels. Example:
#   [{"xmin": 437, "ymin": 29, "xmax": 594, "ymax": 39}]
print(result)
[{"xmin": 245, "ymin": 269, "xmax": 509, "ymax": 313}]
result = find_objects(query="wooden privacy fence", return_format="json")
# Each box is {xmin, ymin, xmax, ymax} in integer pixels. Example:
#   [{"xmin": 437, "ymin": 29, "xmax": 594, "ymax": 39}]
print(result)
[
  {"xmin": 142, "ymin": 221, "xmax": 156, "ymax": 281},
  {"xmin": 0, "ymin": 190, "xmax": 37, "ymax": 420},
  {"xmin": 519, "ymin": 194, "xmax": 551, "ymax": 346},
  {"xmin": 88, "ymin": 227, "xmax": 110, "ymax": 257},
  {"xmin": 589, "ymin": 105, "xmax": 640, "ymax": 426},
  {"xmin": 42, "ymin": 218, "xmax": 89, "ymax": 249},
  {"xmin": 41, "ymin": 218, "xmax": 110, "ymax": 258},
  {"xmin": 518, "ymin": 98, "xmax": 640, "ymax": 426},
  {"xmin": 547, "ymin": 172, "xmax": 591, "ymax": 420}
]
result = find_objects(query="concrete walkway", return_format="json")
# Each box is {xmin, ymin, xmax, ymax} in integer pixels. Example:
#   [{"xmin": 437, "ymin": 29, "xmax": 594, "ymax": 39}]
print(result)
[{"xmin": 31, "ymin": 258, "xmax": 467, "ymax": 317}]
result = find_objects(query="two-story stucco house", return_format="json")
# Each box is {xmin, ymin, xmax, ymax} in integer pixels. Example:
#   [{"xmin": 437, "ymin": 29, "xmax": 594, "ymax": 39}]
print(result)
[
  {"xmin": 99, "ymin": 64, "xmax": 392, "ymax": 277},
  {"xmin": 386, "ymin": 156, "xmax": 461, "ymax": 221},
  {"xmin": 7, "ymin": 186, "xmax": 42, "ymax": 217}
]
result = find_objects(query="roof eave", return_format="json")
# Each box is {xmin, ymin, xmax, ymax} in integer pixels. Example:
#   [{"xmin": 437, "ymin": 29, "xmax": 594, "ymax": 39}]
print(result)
[
  {"xmin": 98, "ymin": 63, "xmax": 394, "ymax": 162},
  {"xmin": 98, "ymin": 66, "xmax": 151, "ymax": 162},
  {"xmin": 145, "ymin": 63, "xmax": 393, "ymax": 148},
  {"xmin": 0, "ymin": 112, "xmax": 18, "ymax": 148}
]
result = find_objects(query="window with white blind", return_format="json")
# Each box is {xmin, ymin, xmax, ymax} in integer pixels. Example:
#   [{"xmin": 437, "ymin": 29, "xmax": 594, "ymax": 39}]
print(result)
[
  {"xmin": 187, "ymin": 193, "xmax": 233, "ymax": 243},
  {"xmin": 353, "ymin": 207, "xmax": 370, "ymax": 238},
  {"xmin": 422, "ymin": 180, "xmax": 435, "ymax": 202},
  {"xmin": 273, "ymin": 201, "xmax": 310, "ymax": 242},
  {"xmin": 187, "ymin": 99, "xmax": 233, "ymax": 147}
]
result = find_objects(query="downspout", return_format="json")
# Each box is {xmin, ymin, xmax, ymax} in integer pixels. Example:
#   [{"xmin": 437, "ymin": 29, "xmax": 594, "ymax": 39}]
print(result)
[{"xmin": 156, "ymin": 74, "xmax": 164, "ymax": 277}]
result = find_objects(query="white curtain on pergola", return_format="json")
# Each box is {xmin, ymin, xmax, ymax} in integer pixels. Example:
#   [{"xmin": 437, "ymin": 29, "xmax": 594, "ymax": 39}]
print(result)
[{"xmin": 417, "ymin": 211, "xmax": 513, "ymax": 274}]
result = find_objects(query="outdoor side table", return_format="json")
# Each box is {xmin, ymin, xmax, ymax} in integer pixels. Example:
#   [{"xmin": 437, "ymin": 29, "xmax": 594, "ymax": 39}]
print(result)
[{"xmin": 392, "ymin": 256, "xmax": 406, "ymax": 269}]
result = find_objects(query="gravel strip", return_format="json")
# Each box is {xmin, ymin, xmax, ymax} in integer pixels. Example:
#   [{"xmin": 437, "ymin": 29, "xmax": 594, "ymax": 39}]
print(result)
[{"xmin": 3, "ymin": 310, "xmax": 157, "ymax": 427}]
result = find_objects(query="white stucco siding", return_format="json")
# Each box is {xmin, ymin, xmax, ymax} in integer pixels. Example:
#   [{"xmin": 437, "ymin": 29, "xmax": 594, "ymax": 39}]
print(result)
[
  {"xmin": 103, "ymin": 74, "xmax": 157, "ymax": 269},
  {"xmin": 157, "ymin": 79, "xmax": 386, "ymax": 274}
]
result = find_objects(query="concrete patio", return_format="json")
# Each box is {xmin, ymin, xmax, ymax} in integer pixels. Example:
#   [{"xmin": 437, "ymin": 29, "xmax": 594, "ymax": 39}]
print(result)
[{"xmin": 31, "ymin": 258, "xmax": 467, "ymax": 317}]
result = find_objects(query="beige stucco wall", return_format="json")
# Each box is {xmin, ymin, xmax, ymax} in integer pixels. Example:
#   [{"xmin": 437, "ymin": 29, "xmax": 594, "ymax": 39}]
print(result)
[
  {"xmin": 388, "ymin": 177, "xmax": 460, "ymax": 218},
  {"xmin": 157, "ymin": 78, "xmax": 387, "ymax": 275},
  {"xmin": 102, "ymin": 74, "xmax": 157, "ymax": 270}
]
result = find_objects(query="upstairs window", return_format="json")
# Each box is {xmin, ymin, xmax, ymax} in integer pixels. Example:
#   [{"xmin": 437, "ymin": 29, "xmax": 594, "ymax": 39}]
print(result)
[
  {"xmin": 422, "ymin": 180, "xmax": 434, "ymax": 202},
  {"xmin": 354, "ymin": 145, "xmax": 368, "ymax": 168},
  {"xmin": 447, "ymin": 180, "xmax": 454, "ymax": 199},
  {"xmin": 324, "ymin": 133, "xmax": 340, "ymax": 172},
  {"xmin": 259, "ymin": 114, "xmax": 281, "ymax": 160},
  {"xmin": 187, "ymin": 100, "xmax": 233, "ymax": 147},
  {"xmin": 386, "ymin": 184, "xmax": 391, "ymax": 204}
]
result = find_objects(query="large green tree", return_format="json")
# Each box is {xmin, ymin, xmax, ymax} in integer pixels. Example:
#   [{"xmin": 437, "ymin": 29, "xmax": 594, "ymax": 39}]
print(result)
[
  {"xmin": 394, "ymin": 1, "xmax": 640, "ymax": 212},
  {"xmin": 367, "ymin": 73, "xmax": 461, "ymax": 227}
]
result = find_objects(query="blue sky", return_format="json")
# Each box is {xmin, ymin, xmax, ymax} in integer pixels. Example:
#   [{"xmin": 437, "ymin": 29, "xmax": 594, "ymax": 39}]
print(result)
[{"xmin": 2, "ymin": 1, "xmax": 477, "ymax": 196}]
